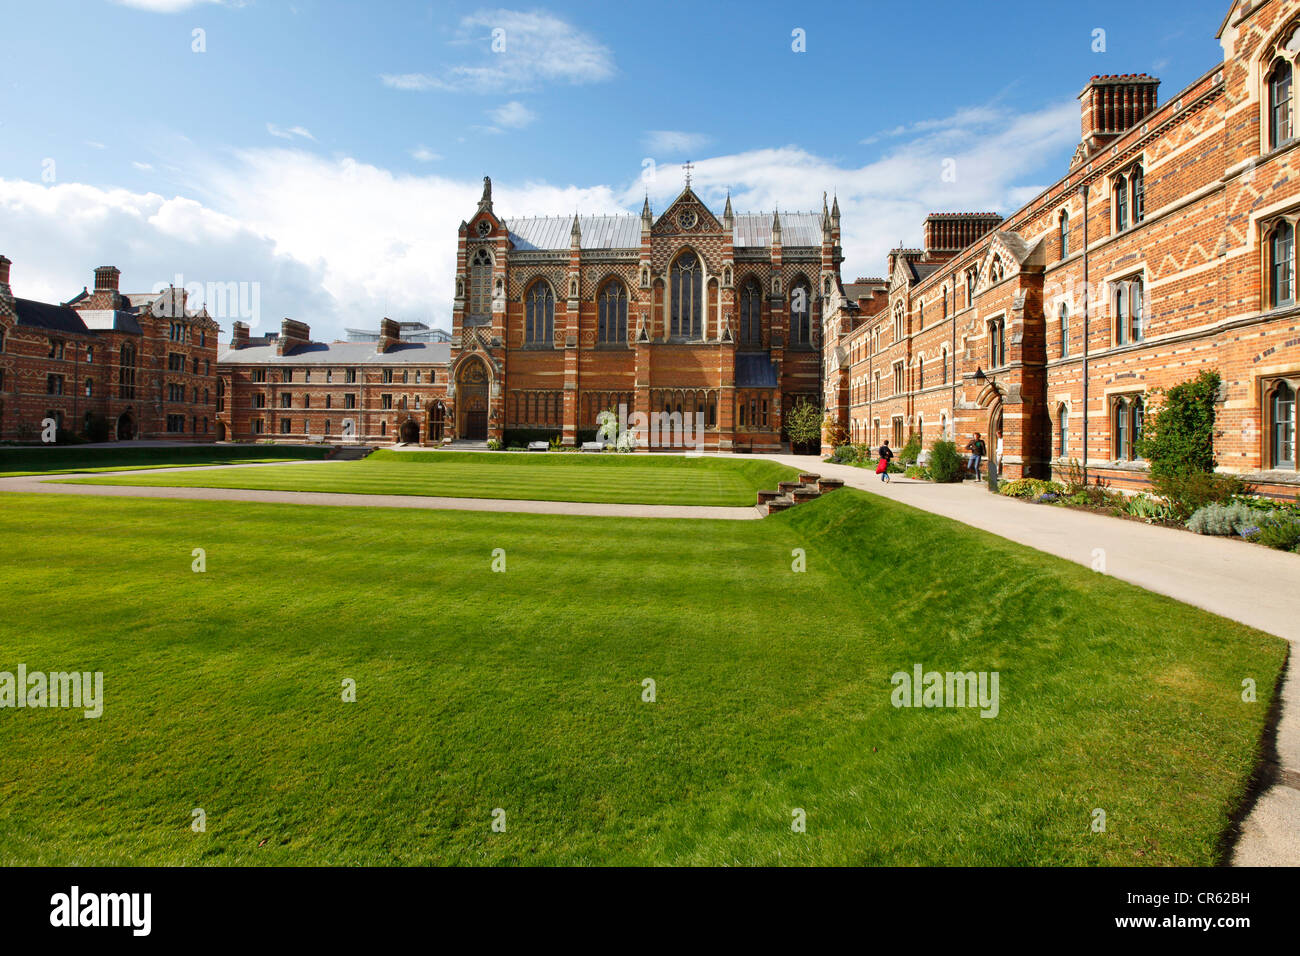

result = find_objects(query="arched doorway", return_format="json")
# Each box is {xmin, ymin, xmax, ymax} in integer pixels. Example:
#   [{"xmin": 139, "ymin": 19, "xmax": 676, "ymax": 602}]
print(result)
[
  {"xmin": 456, "ymin": 359, "xmax": 489, "ymax": 440},
  {"xmin": 216, "ymin": 421, "xmax": 227, "ymax": 442},
  {"xmin": 116, "ymin": 412, "xmax": 134, "ymax": 441},
  {"xmin": 988, "ymin": 400, "xmax": 1004, "ymax": 480},
  {"xmin": 428, "ymin": 400, "xmax": 446, "ymax": 444},
  {"xmin": 399, "ymin": 419, "xmax": 418, "ymax": 444}
]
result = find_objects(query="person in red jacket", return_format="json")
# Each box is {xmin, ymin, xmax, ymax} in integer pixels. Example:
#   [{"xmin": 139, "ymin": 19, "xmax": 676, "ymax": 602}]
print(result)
[{"xmin": 876, "ymin": 440, "xmax": 894, "ymax": 483}]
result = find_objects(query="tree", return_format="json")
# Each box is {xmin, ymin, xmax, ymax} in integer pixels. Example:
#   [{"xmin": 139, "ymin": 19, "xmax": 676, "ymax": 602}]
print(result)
[{"xmin": 784, "ymin": 400, "xmax": 823, "ymax": 449}]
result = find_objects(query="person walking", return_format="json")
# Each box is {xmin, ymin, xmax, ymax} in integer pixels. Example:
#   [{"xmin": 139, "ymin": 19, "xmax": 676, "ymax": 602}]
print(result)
[
  {"xmin": 876, "ymin": 440, "xmax": 895, "ymax": 483},
  {"xmin": 994, "ymin": 429, "xmax": 1004, "ymax": 482},
  {"xmin": 965, "ymin": 432, "xmax": 986, "ymax": 481}
]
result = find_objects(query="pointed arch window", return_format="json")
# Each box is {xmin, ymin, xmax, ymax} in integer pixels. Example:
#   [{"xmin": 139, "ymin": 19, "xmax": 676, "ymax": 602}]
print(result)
[
  {"xmin": 1114, "ymin": 395, "xmax": 1144, "ymax": 460},
  {"xmin": 1271, "ymin": 220, "xmax": 1294, "ymax": 308},
  {"xmin": 1113, "ymin": 276, "xmax": 1145, "ymax": 344},
  {"xmin": 1059, "ymin": 209, "xmax": 1070, "ymax": 258},
  {"xmin": 790, "ymin": 280, "xmax": 812, "ymax": 345},
  {"xmin": 671, "ymin": 252, "xmax": 703, "ymax": 338},
  {"xmin": 1271, "ymin": 381, "xmax": 1296, "ymax": 468},
  {"xmin": 1060, "ymin": 302, "xmax": 1070, "ymax": 358},
  {"xmin": 525, "ymin": 281, "xmax": 554, "ymax": 345},
  {"xmin": 598, "ymin": 280, "xmax": 628, "ymax": 343},
  {"xmin": 740, "ymin": 278, "xmax": 762, "ymax": 346},
  {"xmin": 1059, "ymin": 407, "xmax": 1070, "ymax": 457},
  {"xmin": 1115, "ymin": 174, "xmax": 1129, "ymax": 231},
  {"xmin": 1131, "ymin": 165, "xmax": 1145, "ymax": 224},
  {"xmin": 1270, "ymin": 58, "xmax": 1294, "ymax": 150},
  {"xmin": 469, "ymin": 247, "xmax": 493, "ymax": 316}
]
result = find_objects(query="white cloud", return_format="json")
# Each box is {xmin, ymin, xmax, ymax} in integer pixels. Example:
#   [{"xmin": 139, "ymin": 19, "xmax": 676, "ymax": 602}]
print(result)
[
  {"xmin": 0, "ymin": 99, "xmax": 1078, "ymax": 345},
  {"xmin": 266, "ymin": 123, "xmax": 316, "ymax": 142},
  {"xmin": 643, "ymin": 131, "xmax": 713, "ymax": 156},
  {"xmin": 487, "ymin": 101, "xmax": 536, "ymax": 129},
  {"xmin": 409, "ymin": 145, "xmax": 441, "ymax": 162},
  {"xmin": 132, "ymin": 161, "xmax": 154, "ymax": 171},
  {"xmin": 380, "ymin": 9, "xmax": 614, "ymax": 94}
]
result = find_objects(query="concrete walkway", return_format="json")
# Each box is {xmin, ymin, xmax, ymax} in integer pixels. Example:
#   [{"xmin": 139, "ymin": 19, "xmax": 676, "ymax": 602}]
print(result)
[
  {"xmin": 0, "ymin": 465, "xmax": 760, "ymax": 521},
  {"xmin": 754, "ymin": 452, "xmax": 1300, "ymax": 866}
]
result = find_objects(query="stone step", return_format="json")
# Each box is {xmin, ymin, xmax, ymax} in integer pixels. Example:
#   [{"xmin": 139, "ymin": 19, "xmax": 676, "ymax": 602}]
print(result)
[
  {"xmin": 816, "ymin": 477, "xmax": 845, "ymax": 493},
  {"xmin": 797, "ymin": 473, "xmax": 822, "ymax": 485},
  {"xmin": 777, "ymin": 480, "xmax": 802, "ymax": 494},
  {"xmin": 766, "ymin": 498, "xmax": 795, "ymax": 513},
  {"xmin": 791, "ymin": 486, "xmax": 821, "ymax": 503},
  {"xmin": 756, "ymin": 489, "xmax": 782, "ymax": 505}
]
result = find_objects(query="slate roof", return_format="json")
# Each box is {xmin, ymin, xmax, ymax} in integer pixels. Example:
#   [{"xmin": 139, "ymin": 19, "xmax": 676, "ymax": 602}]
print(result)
[
  {"xmin": 735, "ymin": 352, "xmax": 779, "ymax": 388},
  {"xmin": 733, "ymin": 213, "xmax": 823, "ymax": 248},
  {"xmin": 501, "ymin": 211, "xmax": 827, "ymax": 250},
  {"xmin": 11, "ymin": 298, "xmax": 89, "ymax": 335},
  {"xmin": 506, "ymin": 215, "xmax": 641, "ymax": 251},
  {"xmin": 78, "ymin": 309, "xmax": 143, "ymax": 334},
  {"xmin": 219, "ymin": 341, "xmax": 452, "ymax": 365}
]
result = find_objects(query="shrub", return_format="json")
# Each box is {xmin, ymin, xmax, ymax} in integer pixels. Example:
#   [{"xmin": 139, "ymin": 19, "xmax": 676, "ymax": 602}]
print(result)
[
  {"xmin": 1152, "ymin": 468, "xmax": 1252, "ymax": 521},
  {"xmin": 1000, "ymin": 478, "xmax": 1066, "ymax": 499},
  {"xmin": 898, "ymin": 434, "xmax": 922, "ymax": 465},
  {"xmin": 485, "ymin": 438, "xmax": 503, "ymax": 451},
  {"xmin": 904, "ymin": 465, "xmax": 930, "ymax": 480},
  {"xmin": 821, "ymin": 412, "xmax": 849, "ymax": 449},
  {"xmin": 928, "ymin": 440, "xmax": 964, "ymax": 483},
  {"xmin": 1251, "ymin": 512, "xmax": 1300, "ymax": 551},
  {"xmin": 829, "ymin": 444, "xmax": 859, "ymax": 464},
  {"xmin": 1126, "ymin": 494, "xmax": 1174, "ymax": 522},
  {"xmin": 1137, "ymin": 369, "xmax": 1221, "ymax": 478},
  {"xmin": 1186, "ymin": 501, "xmax": 1258, "ymax": 536}
]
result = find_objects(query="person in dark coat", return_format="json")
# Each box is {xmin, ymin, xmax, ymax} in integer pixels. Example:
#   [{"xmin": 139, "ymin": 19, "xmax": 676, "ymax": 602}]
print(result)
[{"xmin": 876, "ymin": 440, "xmax": 895, "ymax": 483}]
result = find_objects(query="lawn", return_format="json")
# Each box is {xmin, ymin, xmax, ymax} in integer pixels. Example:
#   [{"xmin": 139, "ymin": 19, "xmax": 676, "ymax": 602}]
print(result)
[
  {"xmin": 0, "ymin": 488, "xmax": 1285, "ymax": 866},
  {"xmin": 0, "ymin": 443, "xmax": 332, "ymax": 477},
  {"xmin": 61, "ymin": 449, "xmax": 799, "ymax": 507}
]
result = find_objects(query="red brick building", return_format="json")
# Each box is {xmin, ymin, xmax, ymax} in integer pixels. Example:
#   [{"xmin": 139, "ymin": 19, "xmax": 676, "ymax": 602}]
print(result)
[
  {"xmin": 0, "ymin": 257, "xmax": 219, "ymax": 442},
  {"xmin": 825, "ymin": 0, "xmax": 1300, "ymax": 497},
  {"xmin": 216, "ymin": 318, "xmax": 450, "ymax": 444},
  {"xmin": 446, "ymin": 176, "xmax": 838, "ymax": 450}
]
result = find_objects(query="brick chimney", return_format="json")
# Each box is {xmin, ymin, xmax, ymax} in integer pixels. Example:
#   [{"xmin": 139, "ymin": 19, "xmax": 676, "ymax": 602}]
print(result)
[
  {"xmin": 1079, "ymin": 74, "xmax": 1159, "ymax": 155},
  {"xmin": 0, "ymin": 255, "xmax": 10, "ymax": 299},
  {"xmin": 277, "ymin": 318, "xmax": 311, "ymax": 355},
  {"xmin": 377, "ymin": 317, "xmax": 401, "ymax": 353},
  {"xmin": 230, "ymin": 321, "xmax": 250, "ymax": 349},
  {"xmin": 94, "ymin": 265, "xmax": 120, "ymax": 293},
  {"xmin": 923, "ymin": 213, "xmax": 1003, "ymax": 259}
]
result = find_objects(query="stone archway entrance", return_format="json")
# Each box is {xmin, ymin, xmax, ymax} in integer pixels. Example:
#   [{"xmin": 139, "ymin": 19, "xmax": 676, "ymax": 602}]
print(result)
[
  {"xmin": 116, "ymin": 412, "xmax": 134, "ymax": 441},
  {"xmin": 987, "ymin": 400, "xmax": 1004, "ymax": 480},
  {"xmin": 216, "ymin": 421, "xmax": 227, "ymax": 441},
  {"xmin": 456, "ymin": 359, "xmax": 489, "ymax": 440},
  {"xmin": 399, "ymin": 419, "xmax": 419, "ymax": 444}
]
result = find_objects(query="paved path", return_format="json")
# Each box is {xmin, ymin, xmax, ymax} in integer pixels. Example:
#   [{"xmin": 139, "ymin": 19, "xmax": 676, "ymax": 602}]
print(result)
[
  {"xmin": 754, "ymin": 452, "xmax": 1300, "ymax": 866},
  {"xmin": 0, "ymin": 464, "xmax": 759, "ymax": 521}
]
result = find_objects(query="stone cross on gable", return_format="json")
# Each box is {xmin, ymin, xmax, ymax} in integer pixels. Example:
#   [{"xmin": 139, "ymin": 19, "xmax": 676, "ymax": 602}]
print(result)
[{"xmin": 682, "ymin": 161, "xmax": 694, "ymax": 188}]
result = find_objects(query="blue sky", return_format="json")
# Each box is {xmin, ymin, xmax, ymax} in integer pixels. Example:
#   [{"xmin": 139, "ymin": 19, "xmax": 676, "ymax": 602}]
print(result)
[{"xmin": 0, "ymin": 0, "xmax": 1231, "ymax": 340}]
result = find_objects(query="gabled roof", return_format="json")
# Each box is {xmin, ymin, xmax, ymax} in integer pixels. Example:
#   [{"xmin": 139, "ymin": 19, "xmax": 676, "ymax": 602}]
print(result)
[{"xmin": 11, "ymin": 298, "xmax": 89, "ymax": 335}]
